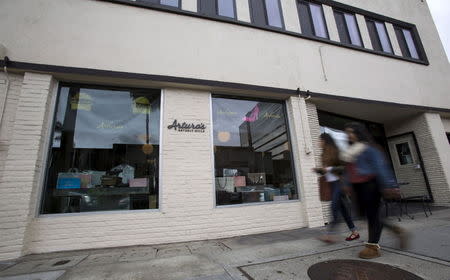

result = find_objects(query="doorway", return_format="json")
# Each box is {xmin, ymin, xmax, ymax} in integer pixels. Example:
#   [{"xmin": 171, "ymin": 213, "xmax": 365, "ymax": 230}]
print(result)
[{"xmin": 387, "ymin": 132, "xmax": 433, "ymax": 201}]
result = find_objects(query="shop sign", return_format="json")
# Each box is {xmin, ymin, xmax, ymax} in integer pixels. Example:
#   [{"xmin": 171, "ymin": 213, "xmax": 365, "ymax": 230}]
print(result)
[{"xmin": 167, "ymin": 119, "xmax": 206, "ymax": 133}]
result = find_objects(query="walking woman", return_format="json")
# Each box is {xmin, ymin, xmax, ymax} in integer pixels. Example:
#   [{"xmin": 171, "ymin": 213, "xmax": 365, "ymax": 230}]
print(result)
[
  {"xmin": 314, "ymin": 133, "xmax": 359, "ymax": 243},
  {"xmin": 340, "ymin": 122, "xmax": 407, "ymax": 259}
]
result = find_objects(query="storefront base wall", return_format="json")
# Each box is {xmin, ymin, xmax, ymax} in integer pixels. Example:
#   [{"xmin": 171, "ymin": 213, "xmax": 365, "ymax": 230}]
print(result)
[
  {"xmin": 19, "ymin": 88, "xmax": 324, "ymax": 257},
  {"xmin": 385, "ymin": 113, "xmax": 450, "ymax": 206},
  {"xmin": 0, "ymin": 73, "xmax": 55, "ymax": 261}
]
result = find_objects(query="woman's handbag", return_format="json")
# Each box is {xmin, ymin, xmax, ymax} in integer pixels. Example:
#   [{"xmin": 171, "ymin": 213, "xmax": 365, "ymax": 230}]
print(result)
[{"xmin": 319, "ymin": 176, "xmax": 332, "ymax": 201}]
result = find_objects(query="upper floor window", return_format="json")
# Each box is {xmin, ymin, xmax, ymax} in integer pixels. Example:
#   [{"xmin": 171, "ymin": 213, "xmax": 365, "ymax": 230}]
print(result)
[
  {"xmin": 198, "ymin": 0, "xmax": 236, "ymax": 19},
  {"xmin": 333, "ymin": 10, "xmax": 362, "ymax": 47},
  {"xmin": 394, "ymin": 26, "xmax": 420, "ymax": 60},
  {"xmin": 366, "ymin": 18, "xmax": 393, "ymax": 53},
  {"xmin": 160, "ymin": 0, "xmax": 179, "ymax": 8},
  {"xmin": 250, "ymin": 0, "xmax": 285, "ymax": 29},
  {"xmin": 297, "ymin": 1, "xmax": 328, "ymax": 39},
  {"xmin": 218, "ymin": 0, "xmax": 236, "ymax": 18}
]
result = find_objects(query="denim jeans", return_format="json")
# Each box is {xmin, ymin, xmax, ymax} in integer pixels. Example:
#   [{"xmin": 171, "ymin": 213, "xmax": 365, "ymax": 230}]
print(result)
[{"xmin": 328, "ymin": 180, "xmax": 356, "ymax": 233}]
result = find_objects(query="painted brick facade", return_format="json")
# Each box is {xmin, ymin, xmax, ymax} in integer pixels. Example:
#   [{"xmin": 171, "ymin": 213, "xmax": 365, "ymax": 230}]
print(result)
[
  {"xmin": 0, "ymin": 73, "xmax": 54, "ymax": 261},
  {"xmin": 0, "ymin": 89, "xmax": 326, "ymax": 259}
]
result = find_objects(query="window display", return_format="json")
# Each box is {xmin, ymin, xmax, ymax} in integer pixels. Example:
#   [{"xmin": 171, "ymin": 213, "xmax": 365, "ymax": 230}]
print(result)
[
  {"xmin": 212, "ymin": 96, "xmax": 298, "ymax": 205},
  {"xmin": 41, "ymin": 85, "xmax": 161, "ymax": 214}
]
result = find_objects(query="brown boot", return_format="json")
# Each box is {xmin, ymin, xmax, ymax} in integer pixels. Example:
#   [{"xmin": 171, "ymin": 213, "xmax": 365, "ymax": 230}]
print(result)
[{"xmin": 358, "ymin": 243, "xmax": 381, "ymax": 259}]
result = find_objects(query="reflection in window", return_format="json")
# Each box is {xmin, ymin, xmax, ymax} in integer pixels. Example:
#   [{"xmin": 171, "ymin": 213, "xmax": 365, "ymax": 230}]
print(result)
[
  {"xmin": 264, "ymin": 0, "xmax": 283, "ymax": 28},
  {"xmin": 42, "ymin": 85, "xmax": 161, "ymax": 214},
  {"xmin": 160, "ymin": 0, "xmax": 179, "ymax": 7},
  {"xmin": 298, "ymin": 1, "xmax": 328, "ymax": 38},
  {"xmin": 395, "ymin": 26, "xmax": 420, "ymax": 59},
  {"xmin": 396, "ymin": 143, "xmax": 413, "ymax": 165},
  {"xmin": 218, "ymin": 0, "xmax": 235, "ymax": 18},
  {"xmin": 212, "ymin": 97, "xmax": 298, "ymax": 205}
]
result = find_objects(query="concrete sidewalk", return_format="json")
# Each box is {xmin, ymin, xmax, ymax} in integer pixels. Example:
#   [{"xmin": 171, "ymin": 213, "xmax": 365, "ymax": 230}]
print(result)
[{"xmin": 1, "ymin": 207, "xmax": 449, "ymax": 280}]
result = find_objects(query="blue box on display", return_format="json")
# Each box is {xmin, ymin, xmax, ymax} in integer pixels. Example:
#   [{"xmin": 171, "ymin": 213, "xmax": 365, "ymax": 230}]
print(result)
[{"xmin": 56, "ymin": 177, "xmax": 81, "ymax": 189}]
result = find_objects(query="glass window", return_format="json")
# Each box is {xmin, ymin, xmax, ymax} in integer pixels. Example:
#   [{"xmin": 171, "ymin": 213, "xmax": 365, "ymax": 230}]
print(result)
[
  {"xmin": 375, "ymin": 21, "xmax": 392, "ymax": 53},
  {"xmin": 218, "ymin": 0, "xmax": 235, "ymax": 18},
  {"xmin": 298, "ymin": 1, "xmax": 328, "ymax": 38},
  {"xmin": 212, "ymin": 97, "xmax": 298, "ymax": 205},
  {"xmin": 310, "ymin": 3, "xmax": 327, "ymax": 38},
  {"xmin": 334, "ymin": 11, "xmax": 362, "ymax": 46},
  {"xmin": 367, "ymin": 19, "xmax": 392, "ymax": 53},
  {"xmin": 344, "ymin": 13, "xmax": 362, "ymax": 46},
  {"xmin": 264, "ymin": 0, "xmax": 283, "ymax": 28},
  {"xmin": 41, "ymin": 85, "xmax": 161, "ymax": 214},
  {"xmin": 396, "ymin": 143, "xmax": 414, "ymax": 165},
  {"xmin": 395, "ymin": 26, "xmax": 420, "ymax": 59},
  {"xmin": 160, "ymin": 0, "xmax": 179, "ymax": 7}
]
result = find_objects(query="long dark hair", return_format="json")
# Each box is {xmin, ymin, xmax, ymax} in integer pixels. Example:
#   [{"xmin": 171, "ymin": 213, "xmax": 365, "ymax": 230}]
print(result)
[
  {"xmin": 320, "ymin": 133, "xmax": 340, "ymax": 166},
  {"xmin": 344, "ymin": 122, "xmax": 376, "ymax": 146}
]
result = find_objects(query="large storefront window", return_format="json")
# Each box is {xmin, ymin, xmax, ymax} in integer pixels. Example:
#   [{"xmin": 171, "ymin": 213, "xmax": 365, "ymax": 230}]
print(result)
[
  {"xmin": 41, "ymin": 85, "xmax": 161, "ymax": 214},
  {"xmin": 212, "ymin": 96, "xmax": 298, "ymax": 205}
]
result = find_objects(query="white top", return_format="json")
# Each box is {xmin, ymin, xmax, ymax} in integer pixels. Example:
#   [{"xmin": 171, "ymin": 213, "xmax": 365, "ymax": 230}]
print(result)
[{"xmin": 324, "ymin": 167, "xmax": 339, "ymax": 182}]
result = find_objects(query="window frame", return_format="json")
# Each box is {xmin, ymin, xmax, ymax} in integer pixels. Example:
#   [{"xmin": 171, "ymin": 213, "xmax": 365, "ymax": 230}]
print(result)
[
  {"xmin": 297, "ymin": 0, "xmax": 329, "ymax": 39},
  {"xmin": 333, "ymin": 9, "xmax": 363, "ymax": 47},
  {"xmin": 210, "ymin": 93, "xmax": 299, "ymax": 207},
  {"xmin": 39, "ymin": 83, "xmax": 164, "ymax": 216},
  {"xmin": 249, "ymin": 0, "xmax": 286, "ymax": 30},
  {"xmin": 394, "ymin": 25, "xmax": 421, "ymax": 60},
  {"xmin": 366, "ymin": 17, "xmax": 393, "ymax": 54}
]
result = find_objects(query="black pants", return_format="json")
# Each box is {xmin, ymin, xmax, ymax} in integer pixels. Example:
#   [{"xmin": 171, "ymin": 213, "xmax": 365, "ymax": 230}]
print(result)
[{"xmin": 352, "ymin": 179, "xmax": 389, "ymax": 244}]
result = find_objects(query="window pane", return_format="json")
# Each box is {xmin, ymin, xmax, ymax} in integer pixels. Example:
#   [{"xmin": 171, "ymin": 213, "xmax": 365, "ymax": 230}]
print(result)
[
  {"xmin": 42, "ymin": 86, "xmax": 161, "ymax": 214},
  {"xmin": 334, "ymin": 11, "xmax": 350, "ymax": 44},
  {"xmin": 264, "ymin": 0, "xmax": 283, "ymax": 28},
  {"xmin": 310, "ymin": 3, "xmax": 328, "ymax": 38},
  {"xmin": 403, "ymin": 29, "xmax": 420, "ymax": 59},
  {"xmin": 298, "ymin": 2, "xmax": 313, "ymax": 36},
  {"xmin": 395, "ymin": 27, "xmax": 410, "ymax": 57},
  {"xmin": 344, "ymin": 13, "xmax": 362, "ymax": 46},
  {"xmin": 212, "ymin": 97, "xmax": 298, "ymax": 205},
  {"xmin": 218, "ymin": 0, "xmax": 235, "ymax": 18},
  {"xmin": 160, "ymin": 0, "xmax": 178, "ymax": 7},
  {"xmin": 375, "ymin": 21, "xmax": 392, "ymax": 53},
  {"xmin": 396, "ymin": 143, "xmax": 413, "ymax": 165}
]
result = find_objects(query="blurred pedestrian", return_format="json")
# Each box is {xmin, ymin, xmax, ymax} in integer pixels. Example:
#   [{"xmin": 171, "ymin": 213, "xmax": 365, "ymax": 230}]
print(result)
[
  {"xmin": 314, "ymin": 133, "xmax": 359, "ymax": 243},
  {"xmin": 341, "ymin": 122, "xmax": 408, "ymax": 259}
]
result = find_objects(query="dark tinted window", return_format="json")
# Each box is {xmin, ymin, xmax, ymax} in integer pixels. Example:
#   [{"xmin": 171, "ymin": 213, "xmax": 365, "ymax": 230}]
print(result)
[
  {"xmin": 298, "ymin": 1, "xmax": 328, "ymax": 38},
  {"xmin": 212, "ymin": 97, "xmax": 298, "ymax": 205},
  {"xmin": 366, "ymin": 18, "xmax": 392, "ymax": 53},
  {"xmin": 395, "ymin": 26, "xmax": 420, "ymax": 59},
  {"xmin": 334, "ymin": 11, "xmax": 362, "ymax": 46}
]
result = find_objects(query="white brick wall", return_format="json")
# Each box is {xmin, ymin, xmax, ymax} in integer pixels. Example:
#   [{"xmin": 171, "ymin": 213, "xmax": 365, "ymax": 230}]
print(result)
[
  {"xmin": 305, "ymin": 102, "xmax": 332, "ymax": 223},
  {"xmin": 0, "ymin": 88, "xmax": 326, "ymax": 258},
  {"xmin": 385, "ymin": 113, "xmax": 450, "ymax": 206},
  {"xmin": 0, "ymin": 73, "xmax": 54, "ymax": 261}
]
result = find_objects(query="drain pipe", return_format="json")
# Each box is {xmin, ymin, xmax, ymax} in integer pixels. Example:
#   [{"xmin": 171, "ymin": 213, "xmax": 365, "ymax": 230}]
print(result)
[{"xmin": 0, "ymin": 56, "xmax": 11, "ymax": 128}]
